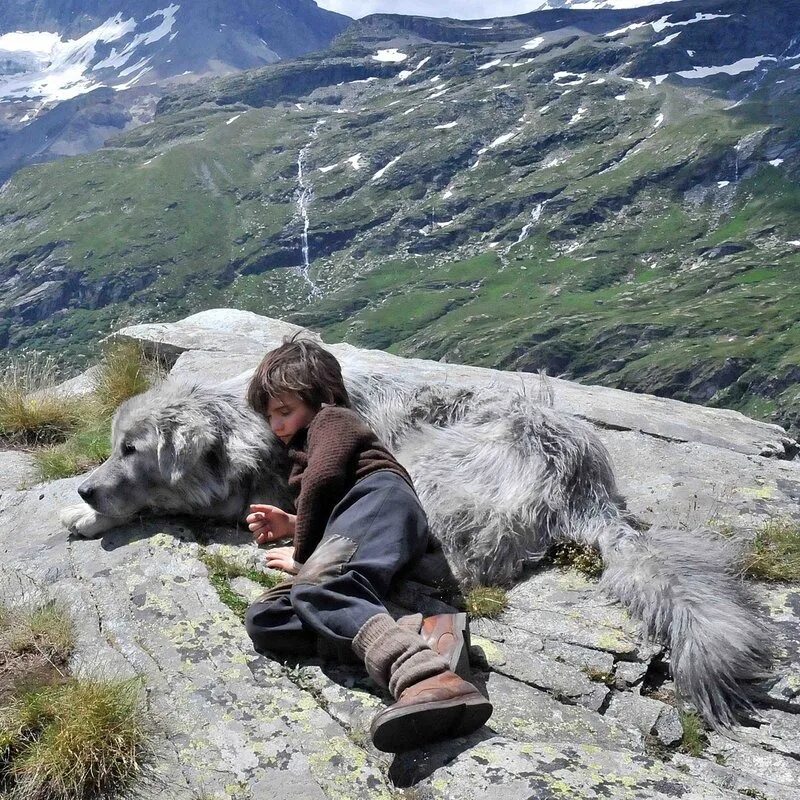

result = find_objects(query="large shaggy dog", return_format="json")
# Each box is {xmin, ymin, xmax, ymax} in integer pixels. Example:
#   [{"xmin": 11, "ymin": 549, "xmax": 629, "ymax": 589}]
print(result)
[{"xmin": 60, "ymin": 370, "xmax": 772, "ymax": 728}]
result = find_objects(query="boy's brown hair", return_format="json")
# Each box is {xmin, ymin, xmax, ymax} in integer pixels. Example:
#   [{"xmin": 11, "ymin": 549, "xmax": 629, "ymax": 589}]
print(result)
[{"xmin": 247, "ymin": 333, "xmax": 351, "ymax": 414}]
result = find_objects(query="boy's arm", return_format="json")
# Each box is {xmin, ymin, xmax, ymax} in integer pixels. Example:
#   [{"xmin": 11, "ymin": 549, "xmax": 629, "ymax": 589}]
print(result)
[{"xmin": 293, "ymin": 408, "xmax": 370, "ymax": 563}]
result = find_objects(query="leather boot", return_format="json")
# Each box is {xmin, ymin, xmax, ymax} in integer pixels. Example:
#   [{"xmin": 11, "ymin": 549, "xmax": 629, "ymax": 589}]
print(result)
[
  {"xmin": 370, "ymin": 669, "xmax": 493, "ymax": 753},
  {"xmin": 420, "ymin": 612, "xmax": 471, "ymax": 679}
]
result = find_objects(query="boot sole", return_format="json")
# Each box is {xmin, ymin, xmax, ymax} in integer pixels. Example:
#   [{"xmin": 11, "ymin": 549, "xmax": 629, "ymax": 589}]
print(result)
[
  {"xmin": 370, "ymin": 691, "xmax": 492, "ymax": 753},
  {"xmin": 449, "ymin": 612, "xmax": 472, "ymax": 679}
]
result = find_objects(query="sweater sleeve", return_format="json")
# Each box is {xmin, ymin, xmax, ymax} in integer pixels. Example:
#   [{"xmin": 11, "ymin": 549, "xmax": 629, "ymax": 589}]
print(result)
[{"xmin": 292, "ymin": 407, "xmax": 372, "ymax": 563}]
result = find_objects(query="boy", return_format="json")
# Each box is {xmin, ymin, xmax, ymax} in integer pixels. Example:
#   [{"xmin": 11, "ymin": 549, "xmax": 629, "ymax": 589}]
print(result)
[{"xmin": 243, "ymin": 335, "xmax": 493, "ymax": 752}]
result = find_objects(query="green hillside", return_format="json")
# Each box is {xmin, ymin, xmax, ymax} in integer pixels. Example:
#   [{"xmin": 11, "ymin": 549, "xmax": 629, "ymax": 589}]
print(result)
[{"xmin": 2, "ymin": 1, "xmax": 800, "ymax": 433}]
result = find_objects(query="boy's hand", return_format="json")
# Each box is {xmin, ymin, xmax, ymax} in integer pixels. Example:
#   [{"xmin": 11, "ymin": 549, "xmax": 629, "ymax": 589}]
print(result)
[
  {"xmin": 247, "ymin": 504, "xmax": 296, "ymax": 545},
  {"xmin": 264, "ymin": 546, "xmax": 299, "ymax": 575}
]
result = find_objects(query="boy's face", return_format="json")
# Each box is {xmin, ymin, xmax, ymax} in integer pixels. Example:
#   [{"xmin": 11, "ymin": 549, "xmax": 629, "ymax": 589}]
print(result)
[{"xmin": 266, "ymin": 393, "xmax": 316, "ymax": 445}]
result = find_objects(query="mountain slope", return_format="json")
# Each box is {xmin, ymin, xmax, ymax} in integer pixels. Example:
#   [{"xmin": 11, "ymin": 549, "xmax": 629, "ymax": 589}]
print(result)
[
  {"xmin": 2, "ymin": 0, "xmax": 800, "ymax": 436},
  {"xmin": 0, "ymin": 1, "xmax": 351, "ymax": 179}
]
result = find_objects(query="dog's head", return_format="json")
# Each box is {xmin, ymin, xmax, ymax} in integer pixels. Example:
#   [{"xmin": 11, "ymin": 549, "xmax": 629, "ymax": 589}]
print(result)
[{"xmin": 76, "ymin": 386, "xmax": 224, "ymax": 518}]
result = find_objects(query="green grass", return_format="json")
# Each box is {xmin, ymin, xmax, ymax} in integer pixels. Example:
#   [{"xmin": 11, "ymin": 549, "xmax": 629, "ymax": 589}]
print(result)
[
  {"xmin": 583, "ymin": 667, "xmax": 616, "ymax": 686},
  {"xmin": 464, "ymin": 586, "xmax": 508, "ymax": 619},
  {"xmin": 33, "ymin": 419, "xmax": 113, "ymax": 482},
  {"xmin": 0, "ymin": 599, "xmax": 149, "ymax": 800},
  {"xmin": 678, "ymin": 710, "xmax": 708, "ymax": 757},
  {"xmin": 199, "ymin": 551, "xmax": 284, "ymax": 620},
  {"xmin": 550, "ymin": 541, "xmax": 604, "ymax": 579},
  {"xmin": 743, "ymin": 518, "xmax": 800, "ymax": 582},
  {"xmin": 0, "ymin": 358, "xmax": 88, "ymax": 448},
  {"xmin": 91, "ymin": 340, "xmax": 161, "ymax": 416},
  {"xmin": 0, "ymin": 679, "xmax": 149, "ymax": 800},
  {"xmin": 0, "ymin": 601, "xmax": 75, "ymax": 666}
]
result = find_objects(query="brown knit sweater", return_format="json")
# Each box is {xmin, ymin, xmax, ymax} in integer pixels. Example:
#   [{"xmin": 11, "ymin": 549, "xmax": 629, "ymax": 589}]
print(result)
[{"xmin": 287, "ymin": 405, "xmax": 415, "ymax": 564}]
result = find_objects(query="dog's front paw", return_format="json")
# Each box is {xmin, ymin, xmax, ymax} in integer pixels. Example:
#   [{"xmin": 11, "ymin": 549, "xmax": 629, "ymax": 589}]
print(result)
[{"xmin": 59, "ymin": 503, "xmax": 118, "ymax": 538}]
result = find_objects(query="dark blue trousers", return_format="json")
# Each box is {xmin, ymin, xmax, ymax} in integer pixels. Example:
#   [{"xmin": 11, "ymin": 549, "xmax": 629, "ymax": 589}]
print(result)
[{"xmin": 245, "ymin": 471, "xmax": 429, "ymax": 658}]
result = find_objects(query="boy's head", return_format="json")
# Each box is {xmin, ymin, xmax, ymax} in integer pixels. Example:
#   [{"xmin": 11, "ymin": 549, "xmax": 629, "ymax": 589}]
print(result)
[{"xmin": 247, "ymin": 334, "xmax": 351, "ymax": 420}]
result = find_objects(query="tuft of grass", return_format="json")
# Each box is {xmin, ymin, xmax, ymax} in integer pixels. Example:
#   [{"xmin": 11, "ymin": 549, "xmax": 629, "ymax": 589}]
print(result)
[
  {"xmin": 199, "ymin": 550, "xmax": 284, "ymax": 620},
  {"xmin": 583, "ymin": 667, "xmax": 615, "ymax": 686},
  {"xmin": 91, "ymin": 340, "xmax": 161, "ymax": 416},
  {"xmin": 0, "ymin": 601, "xmax": 75, "ymax": 666},
  {"xmin": 0, "ymin": 678, "xmax": 149, "ymax": 800},
  {"xmin": 33, "ymin": 419, "xmax": 112, "ymax": 482},
  {"xmin": 743, "ymin": 518, "xmax": 800, "ymax": 582},
  {"xmin": 678, "ymin": 710, "xmax": 708, "ymax": 757},
  {"xmin": 464, "ymin": 586, "xmax": 508, "ymax": 619},
  {"xmin": 0, "ymin": 357, "xmax": 87, "ymax": 448},
  {"xmin": 550, "ymin": 541, "xmax": 605, "ymax": 579}
]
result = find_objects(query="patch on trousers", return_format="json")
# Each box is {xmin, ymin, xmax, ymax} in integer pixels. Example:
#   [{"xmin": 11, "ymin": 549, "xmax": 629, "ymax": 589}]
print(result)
[
  {"xmin": 293, "ymin": 533, "xmax": 359, "ymax": 586},
  {"xmin": 255, "ymin": 578, "xmax": 294, "ymax": 604}
]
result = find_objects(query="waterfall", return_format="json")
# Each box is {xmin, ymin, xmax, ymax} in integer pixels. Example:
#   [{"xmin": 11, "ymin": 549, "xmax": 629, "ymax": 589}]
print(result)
[
  {"xmin": 296, "ymin": 120, "xmax": 325, "ymax": 297},
  {"xmin": 515, "ymin": 201, "xmax": 546, "ymax": 245}
]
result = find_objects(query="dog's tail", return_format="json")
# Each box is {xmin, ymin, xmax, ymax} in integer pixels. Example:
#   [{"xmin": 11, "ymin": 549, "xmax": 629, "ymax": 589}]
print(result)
[{"xmin": 585, "ymin": 514, "xmax": 773, "ymax": 727}]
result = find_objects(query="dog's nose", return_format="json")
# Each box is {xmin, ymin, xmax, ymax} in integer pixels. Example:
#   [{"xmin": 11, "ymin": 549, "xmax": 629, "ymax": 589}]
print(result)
[{"xmin": 78, "ymin": 484, "xmax": 95, "ymax": 503}]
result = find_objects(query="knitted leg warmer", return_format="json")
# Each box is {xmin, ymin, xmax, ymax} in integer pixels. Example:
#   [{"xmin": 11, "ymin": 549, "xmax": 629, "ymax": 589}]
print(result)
[
  {"xmin": 352, "ymin": 613, "xmax": 448, "ymax": 699},
  {"xmin": 397, "ymin": 613, "xmax": 423, "ymax": 634}
]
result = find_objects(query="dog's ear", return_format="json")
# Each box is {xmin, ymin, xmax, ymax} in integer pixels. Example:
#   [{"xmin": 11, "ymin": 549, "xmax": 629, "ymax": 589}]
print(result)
[{"xmin": 156, "ymin": 416, "xmax": 216, "ymax": 485}]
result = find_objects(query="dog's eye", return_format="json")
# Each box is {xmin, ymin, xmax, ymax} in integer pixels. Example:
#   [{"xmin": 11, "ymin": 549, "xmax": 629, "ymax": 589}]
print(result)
[{"xmin": 121, "ymin": 442, "xmax": 136, "ymax": 456}]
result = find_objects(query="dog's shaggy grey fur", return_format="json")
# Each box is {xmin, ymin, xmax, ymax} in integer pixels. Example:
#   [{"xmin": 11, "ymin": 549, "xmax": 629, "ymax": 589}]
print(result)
[{"xmin": 60, "ymin": 372, "xmax": 773, "ymax": 728}]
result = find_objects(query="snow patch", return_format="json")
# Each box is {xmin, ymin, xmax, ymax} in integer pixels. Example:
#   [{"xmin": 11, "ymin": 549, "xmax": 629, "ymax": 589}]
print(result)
[
  {"xmin": 372, "ymin": 48, "xmax": 407, "ymax": 63},
  {"xmin": 488, "ymin": 130, "xmax": 517, "ymax": 149},
  {"xmin": 676, "ymin": 56, "xmax": 777, "ymax": 79},
  {"xmin": 434, "ymin": 121, "xmax": 458, "ymax": 129},
  {"xmin": 615, "ymin": 93, "xmax": 627, "ymax": 100},
  {"xmin": 429, "ymin": 88, "xmax": 449, "ymax": 99},
  {"xmin": 371, "ymin": 155, "xmax": 401, "ymax": 181},
  {"xmin": 569, "ymin": 107, "xmax": 588, "ymax": 126},
  {"xmin": 397, "ymin": 55, "xmax": 431, "ymax": 81},
  {"xmin": 717, "ymin": 181, "xmax": 730, "ymax": 187},
  {"xmin": 522, "ymin": 37, "xmax": 544, "ymax": 51},
  {"xmin": 318, "ymin": 163, "xmax": 339, "ymax": 173},
  {"xmin": 769, "ymin": 158, "xmax": 784, "ymax": 166},
  {"xmin": 541, "ymin": 154, "xmax": 565, "ymax": 168},
  {"xmin": 226, "ymin": 114, "xmax": 242, "ymax": 125},
  {"xmin": 654, "ymin": 32, "xmax": 681, "ymax": 47},
  {"xmin": 345, "ymin": 154, "xmax": 363, "ymax": 170},
  {"xmin": 477, "ymin": 59, "xmax": 503, "ymax": 71},
  {"xmin": 653, "ymin": 112, "xmax": 664, "ymax": 128},
  {"xmin": 553, "ymin": 71, "xmax": 585, "ymax": 86},
  {"xmin": 118, "ymin": 56, "xmax": 150, "ymax": 77},
  {"xmin": 652, "ymin": 12, "xmax": 731, "ymax": 33},
  {"xmin": 606, "ymin": 21, "xmax": 649, "ymax": 38},
  {"xmin": 0, "ymin": 5, "xmax": 179, "ymax": 102}
]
